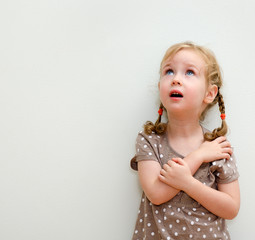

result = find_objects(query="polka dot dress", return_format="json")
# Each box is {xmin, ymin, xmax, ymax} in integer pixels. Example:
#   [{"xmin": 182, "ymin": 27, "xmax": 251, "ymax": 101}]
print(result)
[{"xmin": 131, "ymin": 128, "xmax": 239, "ymax": 240}]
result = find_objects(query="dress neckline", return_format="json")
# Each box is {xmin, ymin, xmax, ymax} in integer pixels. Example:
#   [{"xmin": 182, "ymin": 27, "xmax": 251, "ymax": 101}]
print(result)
[{"xmin": 164, "ymin": 124, "xmax": 206, "ymax": 158}]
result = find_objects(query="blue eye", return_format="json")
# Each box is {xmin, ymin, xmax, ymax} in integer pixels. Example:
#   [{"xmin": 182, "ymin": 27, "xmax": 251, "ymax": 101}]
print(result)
[
  {"xmin": 166, "ymin": 69, "xmax": 174, "ymax": 75},
  {"xmin": 186, "ymin": 70, "xmax": 194, "ymax": 76}
]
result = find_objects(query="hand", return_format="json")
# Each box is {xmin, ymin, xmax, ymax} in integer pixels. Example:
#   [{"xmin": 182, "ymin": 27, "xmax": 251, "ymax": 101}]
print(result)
[
  {"xmin": 196, "ymin": 136, "xmax": 233, "ymax": 163},
  {"xmin": 159, "ymin": 158, "xmax": 193, "ymax": 191}
]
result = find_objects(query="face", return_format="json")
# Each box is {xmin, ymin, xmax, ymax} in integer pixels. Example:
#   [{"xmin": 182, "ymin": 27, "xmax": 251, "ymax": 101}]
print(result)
[{"xmin": 159, "ymin": 48, "xmax": 216, "ymax": 119}]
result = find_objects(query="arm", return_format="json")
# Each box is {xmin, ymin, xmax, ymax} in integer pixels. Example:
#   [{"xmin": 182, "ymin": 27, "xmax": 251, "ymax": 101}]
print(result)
[
  {"xmin": 138, "ymin": 150, "xmax": 203, "ymax": 205},
  {"xmin": 139, "ymin": 136, "xmax": 232, "ymax": 205},
  {"xmin": 160, "ymin": 158, "xmax": 240, "ymax": 219}
]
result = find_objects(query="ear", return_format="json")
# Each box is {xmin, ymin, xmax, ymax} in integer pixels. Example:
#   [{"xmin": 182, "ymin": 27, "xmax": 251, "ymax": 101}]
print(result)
[{"xmin": 204, "ymin": 84, "xmax": 218, "ymax": 104}]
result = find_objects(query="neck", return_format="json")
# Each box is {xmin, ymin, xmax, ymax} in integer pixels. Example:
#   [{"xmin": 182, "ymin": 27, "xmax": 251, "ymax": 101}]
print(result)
[{"xmin": 166, "ymin": 114, "xmax": 202, "ymax": 138}]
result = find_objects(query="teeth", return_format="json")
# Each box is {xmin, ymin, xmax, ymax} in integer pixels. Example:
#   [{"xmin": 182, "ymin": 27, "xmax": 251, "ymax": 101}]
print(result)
[{"xmin": 171, "ymin": 92, "xmax": 183, "ymax": 97}]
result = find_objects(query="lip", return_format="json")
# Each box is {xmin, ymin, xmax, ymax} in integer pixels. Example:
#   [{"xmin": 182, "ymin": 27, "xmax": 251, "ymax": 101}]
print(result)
[{"xmin": 169, "ymin": 89, "xmax": 183, "ymax": 100}]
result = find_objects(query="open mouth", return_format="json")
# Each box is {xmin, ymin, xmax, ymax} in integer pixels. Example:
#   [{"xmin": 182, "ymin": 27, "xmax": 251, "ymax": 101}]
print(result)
[{"xmin": 170, "ymin": 90, "xmax": 183, "ymax": 98}]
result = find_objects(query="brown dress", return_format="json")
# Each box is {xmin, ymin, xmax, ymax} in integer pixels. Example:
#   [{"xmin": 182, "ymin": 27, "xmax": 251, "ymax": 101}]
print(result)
[{"xmin": 130, "ymin": 128, "xmax": 239, "ymax": 240}]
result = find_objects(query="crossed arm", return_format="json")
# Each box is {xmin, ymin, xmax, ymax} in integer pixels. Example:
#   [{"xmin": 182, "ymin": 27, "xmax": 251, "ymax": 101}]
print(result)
[{"xmin": 138, "ymin": 136, "xmax": 240, "ymax": 219}]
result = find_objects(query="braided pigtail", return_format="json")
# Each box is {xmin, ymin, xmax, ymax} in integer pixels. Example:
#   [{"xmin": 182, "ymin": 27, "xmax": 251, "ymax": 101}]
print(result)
[
  {"xmin": 144, "ymin": 103, "xmax": 167, "ymax": 135},
  {"xmin": 204, "ymin": 91, "xmax": 228, "ymax": 141}
]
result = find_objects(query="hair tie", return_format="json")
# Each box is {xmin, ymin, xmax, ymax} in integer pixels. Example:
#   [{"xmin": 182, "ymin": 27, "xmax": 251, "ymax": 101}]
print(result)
[
  {"xmin": 158, "ymin": 108, "xmax": 163, "ymax": 116},
  {"xmin": 220, "ymin": 113, "xmax": 226, "ymax": 120}
]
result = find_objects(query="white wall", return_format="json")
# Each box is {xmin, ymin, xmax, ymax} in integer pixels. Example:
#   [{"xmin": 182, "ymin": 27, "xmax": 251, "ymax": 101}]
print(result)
[{"xmin": 0, "ymin": 0, "xmax": 254, "ymax": 239}]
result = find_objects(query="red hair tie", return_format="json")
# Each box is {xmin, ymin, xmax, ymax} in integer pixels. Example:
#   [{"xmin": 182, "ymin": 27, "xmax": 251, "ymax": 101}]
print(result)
[
  {"xmin": 220, "ymin": 113, "xmax": 226, "ymax": 120},
  {"xmin": 158, "ymin": 108, "xmax": 163, "ymax": 116}
]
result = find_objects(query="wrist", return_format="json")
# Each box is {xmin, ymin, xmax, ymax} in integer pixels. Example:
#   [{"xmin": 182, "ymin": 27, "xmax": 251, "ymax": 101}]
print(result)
[
  {"xmin": 188, "ymin": 149, "xmax": 203, "ymax": 166},
  {"xmin": 183, "ymin": 176, "xmax": 198, "ymax": 194}
]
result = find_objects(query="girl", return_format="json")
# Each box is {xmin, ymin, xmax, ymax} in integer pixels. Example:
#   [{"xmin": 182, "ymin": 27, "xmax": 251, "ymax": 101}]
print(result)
[{"xmin": 130, "ymin": 42, "xmax": 240, "ymax": 240}]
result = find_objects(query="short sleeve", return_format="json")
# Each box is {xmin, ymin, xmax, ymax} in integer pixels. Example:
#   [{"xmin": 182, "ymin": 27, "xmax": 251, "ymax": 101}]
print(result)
[
  {"xmin": 209, "ymin": 154, "xmax": 239, "ymax": 184},
  {"xmin": 130, "ymin": 131, "xmax": 160, "ymax": 171}
]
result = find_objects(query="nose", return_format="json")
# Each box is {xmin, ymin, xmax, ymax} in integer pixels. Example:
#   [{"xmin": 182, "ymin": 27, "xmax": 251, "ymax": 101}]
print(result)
[{"xmin": 171, "ymin": 79, "xmax": 182, "ymax": 86}]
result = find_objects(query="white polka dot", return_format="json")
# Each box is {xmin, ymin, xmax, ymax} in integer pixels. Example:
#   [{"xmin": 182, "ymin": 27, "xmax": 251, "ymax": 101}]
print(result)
[
  {"xmin": 203, "ymin": 234, "xmax": 206, "ymax": 239},
  {"xmin": 155, "ymin": 210, "xmax": 159, "ymax": 214},
  {"xmin": 148, "ymin": 152, "xmax": 152, "ymax": 155},
  {"xmin": 174, "ymin": 232, "xmax": 178, "ymax": 236},
  {"xmin": 183, "ymin": 227, "xmax": 186, "ymax": 231},
  {"xmin": 147, "ymin": 223, "xmax": 151, "ymax": 227},
  {"xmin": 202, "ymin": 212, "xmax": 205, "ymax": 215},
  {"xmin": 170, "ymin": 212, "xmax": 174, "ymax": 216},
  {"xmin": 218, "ymin": 227, "xmax": 220, "ymax": 231},
  {"xmin": 212, "ymin": 162, "xmax": 216, "ymax": 165},
  {"xmin": 154, "ymin": 144, "xmax": 157, "ymax": 147},
  {"xmin": 168, "ymin": 205, "xmax": 172, "ymax": 208},
  {"xmin": 197, "ymin": 228, "xmax": 201, "ymax": 232},
  {"xmin": 191, "ymin": 221, "xmax": 194, "ymax": 225},
  {"xmin": 151, "ymin": 232, "xmax": 155, "ymax": 236},
  {"xmin": 139, "ymin": 219, "xmax": 143, "ymax": 222},
  {"xmin": 177, "ymin": 208, "xmax": 181, "ymax": 212},
  {"xmin": 167, "ymin": 237, "xmax": 170, "ymax": 240},
  {"xmin": 160, "ymin": 154, "xmax": 163, "ymax": 158},
  {"xmin": 162, "ymin": 228, "xmax": 165, "ymax": 232},
  {"xmin": 193, "ymin": 208, "xmax": 197, "ymax": 211},
  {"xmin": 188, "ymin": 212, "xmax": 192, "ymax": 216},
  {"xmin": 141, "ymin": 137, "xmax": 144, "ymax": 141},
  {"xmin": 157, "ymin": 136, "xmax": 160, "ymax": 138},
  {"xmin": 159, "ymin": 144, "xmax": 162, "ymax": 147},
  {"xmin": 163, "ymin": 208, "xmax": 166, "ymax": 212},
  {"xmin": 137, "ymin": 149, "xmax": 140, "ymax": 152},
  {"xmin": 195, "ymin": 218, "xmax": 199, "ymax": 222},
  {"xmin": 164, "ymin": 216, "xmax": 167, "ymax": 220},
  {"xmin": 169, "ymin": 224, "xmax": 172, "ymax": 229},
  {"xmin": 214, "ymin": 234, "xmax": 217, "ymax": 238},
  {"xmin": 189, "ymin": 234, "xmax": 193, "ymax": 238},
  {"xmin": 204, "ymin": 223, "xmax": 208, "ymax": 226},
  {"xmin": 145, "ymin": 213, "xmax": 148, "ymax": 217},
  {"xmin": 176, "ymin": 219, "xmax": 180, "ymax": 223},
  {"xmin": 149, "ymin": 136, "xmax": 152, "ymax": 138},
  {"xmin": 158, "ymin": 219, "xmax": 161, "ymax": 223},
  {"xmin": 210, "ymin": 228, "xmax": 213, "ymax": 232},
  {"xmin": 135, "ymin": 230, "xmax": 138, "ymax": 234},
  {"xmin": 143, "ymin": 145, "xmax": 147, "ymax": 148},
  {"xmin": 142, "ymin": 198, "xmax": 145, "ymax": 202}
]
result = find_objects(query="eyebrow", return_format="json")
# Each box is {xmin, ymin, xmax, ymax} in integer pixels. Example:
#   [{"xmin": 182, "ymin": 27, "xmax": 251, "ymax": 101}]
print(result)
[{"xmin": 162, "ymin": 62, "xmax": 200, "ymax": 70}]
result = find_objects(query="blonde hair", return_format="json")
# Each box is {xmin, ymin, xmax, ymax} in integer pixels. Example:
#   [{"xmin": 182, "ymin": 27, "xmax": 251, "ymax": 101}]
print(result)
[{"xmin": 144, "ymin": 41, "xmax": 227, "ymax": 141}]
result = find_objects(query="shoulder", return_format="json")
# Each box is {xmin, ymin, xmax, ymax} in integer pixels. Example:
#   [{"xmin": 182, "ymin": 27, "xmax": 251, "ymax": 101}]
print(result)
[
  {"xmin": 131, "ymin": 130, "xmax": 165, "ymax": 171},
  {"xmin": 136, "ymin": 130, "xmax": 164, "ymax": 145}
]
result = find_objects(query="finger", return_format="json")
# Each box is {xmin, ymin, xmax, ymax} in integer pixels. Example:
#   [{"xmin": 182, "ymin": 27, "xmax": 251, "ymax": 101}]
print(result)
[
  {"xmin": 220, "ymin": 141, "xmax": 231, "ymax": 148},
  {"xmin": 223, "ymin": 148, "xmax": 233, "ymax": 159},
  {"xmin": 222, "ymin": 153, "xmax": 231, "ymax": 160},
  {"xmin": 171, "ymin": 157, "xmax": 185, "ymax": 166},
  {"xmin": 215, "ymin": 136, "xmax": 227, "ymax": 143},
  {"xmin": 160, "ymin": 168, "xmax": 166, "ymax": 176},
  {"xmin": 158, "ymin": 173, "xmax": 166, "ymax": 182},
  {"xmin": 163, "ymin": 164, "xmax": 170, "ymax": 171}
]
